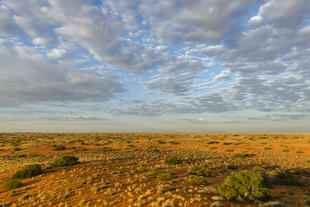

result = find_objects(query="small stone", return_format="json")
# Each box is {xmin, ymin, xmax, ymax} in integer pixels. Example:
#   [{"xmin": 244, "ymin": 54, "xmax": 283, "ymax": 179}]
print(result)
[
  {"xmin": 104, "ymin": 191, "xmax": 113, "ymax": 196},
  {"xmin": 57, "ymin": 195, "xmax": 68, "ymax": 199},
  {"xmin": 91, "ymin": 187, "xmax": 99, "ymax": 193},
  {"xmin": 259, "ymin": 201, "xmax": 287, "ymax": 207},
  {"xmin": 9, "ymin": 191, "xmax": 16, "ymax": 197},
  {"xmin": 157, "ymin": 187, "xmax": 166, "ymax": 194},
  {"xmin": 211, "ymin": 196, "xmax": 225, "ymax": 201},
  {"xmin": 210, "ymin": 201, "xmax": 223, "ymax": 207},
  {"xmin": 114, "ymin": 183, "xmax": 122, "ymax": 188}
]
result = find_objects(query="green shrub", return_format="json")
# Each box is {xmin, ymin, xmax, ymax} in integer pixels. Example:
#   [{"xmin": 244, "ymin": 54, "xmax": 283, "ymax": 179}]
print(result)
[
  {"xmin": 252, "ymin": 166, "xmax": 266, "ymax": 172},
  {"xmin": 149, "ymin": 169, "xmax": 158, "ymax": 176},
  {"xmin": 12, "ymin": 164, "xmax": 43, "ymax": 179},
  {"xmin": 232, "ymin": 153, "xmax": 255, "ymax": 159},
  {"xmin": 54, "ymin": 156, "xmax": 79, "ymax": 167},
  {"xmin": 157, "ymin": 170, "xmax": 175, "ymax": 180},
  {"xmin": 157, "ymin": 140, "xmax": 166, "ymax": 144},
  {"xmin": 267, "ymin": 170, "xmax": 303, "ymax": 186},
  {"xmin": 3, "ymin": 180, "xmax": 22, "ymax": 189},
  {"xmin": 165, "ymin": 156, "xmax": 182, "ymax": 164},
  {"xmin": 218, "ymin": 171, "xmax": 271, "ymax": 201},
  {"xmin": 226, "ymin": 164, "xmax": 237, "ymax": 170},
  {"xmin": 16, "ymin": 154, "xmax": 26, "ymax": 158},
  {"xmin": 169, "ymin": 141, "xmax": 180, "ymax": 145},
  {"xmin": 207, "ymin": 141, "xmax": 219, "ymax": 144},
  {"xmin": 190, "ymin": 165, "xmax": 214, "ymax": 177},
  {"xmin": 136, "ymin": 165, "xmax": 147, "ymax": 173},
  {"xmin": 189, "ymin": 176, "xmax": 211, "ymax": 185},
  {"xmin": 53, "ymin": 145, "xmax": 66, "ymax": 151}
]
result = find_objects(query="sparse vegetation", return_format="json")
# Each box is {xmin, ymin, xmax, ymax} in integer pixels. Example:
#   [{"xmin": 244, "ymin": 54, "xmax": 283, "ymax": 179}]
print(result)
[{"xmin": 0, "ymin": 132, "xmax": 309, "ymax": 206}]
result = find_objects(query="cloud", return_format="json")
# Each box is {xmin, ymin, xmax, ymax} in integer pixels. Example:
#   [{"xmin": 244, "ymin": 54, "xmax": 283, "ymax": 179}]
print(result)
[
  {"xmin": 0, "ymin": 43, "xmax": 124, "ymax": 106},
  {"xmin": 0, "ymin": 0, "xmax": 309, "ymax": 126}
]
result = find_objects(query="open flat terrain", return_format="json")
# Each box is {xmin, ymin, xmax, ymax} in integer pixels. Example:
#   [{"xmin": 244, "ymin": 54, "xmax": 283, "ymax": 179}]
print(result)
[{"xmin": 0, "ymin": 132, "xmax": 310, "ymax": 207}]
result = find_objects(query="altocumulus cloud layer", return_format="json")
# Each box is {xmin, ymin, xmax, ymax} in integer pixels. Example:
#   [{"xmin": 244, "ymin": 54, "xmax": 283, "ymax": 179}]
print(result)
[{"xmin": 0, "ymin": 0, "xmax": 309, "ymax": 131}]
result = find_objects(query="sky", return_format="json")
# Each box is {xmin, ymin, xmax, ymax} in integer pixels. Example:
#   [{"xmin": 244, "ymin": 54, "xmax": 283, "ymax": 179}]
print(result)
[{"xmin": 0, "ymin": 0, "xmax": 309, "ymax": 132}]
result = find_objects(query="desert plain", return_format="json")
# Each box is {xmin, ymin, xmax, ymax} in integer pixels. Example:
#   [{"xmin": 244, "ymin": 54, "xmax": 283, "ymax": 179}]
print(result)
[{"xmin": 0, "ymin": 132, "xmax": 310, "ymax": 207}]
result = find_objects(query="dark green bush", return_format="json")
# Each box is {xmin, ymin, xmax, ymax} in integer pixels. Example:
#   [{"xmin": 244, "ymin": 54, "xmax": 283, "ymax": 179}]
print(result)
[
  {"xmin": 54, "ymin": 156, "xmax": 79, "ymax": 167},
  {"xmin": 12, "ymin": 164, "xmax": 43, "ymax": 179},
  {"xmin": 232, "ymin": 153, "xmax": 255, "ymax": 159},
  {"xmin": 218, "ymin": 170, "xmax": 270, "ymax": 201},
  {"xmin": 189, "ymin": 176, "xmax": 211, "ymax": 185},
  {"xmin": 165, "ymin": 156, "xmax": 182, "ymax": 164},
  {"xmin": 3, "ymin": 180, "xmax": 22, "ymax": 189},
  {"xmin": 53, "ymin": 145, "xmax": 66, "ymax": 151},
  {"xmin": 190, "ymin": 165, "xmax": 214, "ymax": 177},
  {"xmin": 267, "ymin": 170, "xmax": 303, "ymax": 186},
  {"xmin": 226, "ymin": 164, "xmax": 237, "ymax": 170}
]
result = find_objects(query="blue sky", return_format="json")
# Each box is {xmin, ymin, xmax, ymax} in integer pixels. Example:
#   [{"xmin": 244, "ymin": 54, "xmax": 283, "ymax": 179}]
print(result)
[{"xmin": 0, "ymin": 0, "xmax": 309, "ymax": 132}]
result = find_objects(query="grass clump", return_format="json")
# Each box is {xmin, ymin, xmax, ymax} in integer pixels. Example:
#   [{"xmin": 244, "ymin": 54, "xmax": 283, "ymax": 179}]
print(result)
[
  {"xmin": 136, "ymin": 165, "xmax": 147, "ymax": 173},
  {"xmin": 3, "ymin": 180, "xmax": 22, "ymax": 189},
  {"xmin": 157, "ymin": 170, "xmax": 175, "ymax": 180},
  {"xmin": 189, "ymin": 176, "xmax": 211, "ymax": 185},
  {"xmin": 218, "ymin": 170, "xmax": 270, "ymax": 201},
  {"xmin": 12, "ymin": 164, "xmax": 43, "ymax": 179},
  {"xmin": 190, "ymin": 165, "xmax": 214, "ymax": 177},
  {"xmin": 54, "ymin": 156, "xmax": 79, "ymax": 167},
  {"xmin": 165, "ymin": 156, "xmax": 182, "ymax": 164}
]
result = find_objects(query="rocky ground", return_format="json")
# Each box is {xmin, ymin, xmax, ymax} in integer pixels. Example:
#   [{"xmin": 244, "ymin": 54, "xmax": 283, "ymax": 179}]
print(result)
[{"xmin": 0, "ymin": 132, "xmax": 310, "ymax": 207}]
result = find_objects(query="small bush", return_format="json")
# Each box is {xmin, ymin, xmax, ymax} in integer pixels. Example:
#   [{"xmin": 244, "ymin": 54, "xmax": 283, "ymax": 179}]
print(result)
[
  {"xmin": 232, "ymin": 153, "xmax": 255, "ymax": 159},
  {"xmin": 169, "ymin": 141, "xmax": 180, "ymax": 145},
  {"xmin": 252, "ymin": 166, "xmax": 266, "ymax": 172},
  {"xmin": 218, "ymin": 170, "xmax": 270, "ymax": 201},
  {"xmin": 149, "ymin": 169, "xmax": 158, "ymax": 176},
  {"xmin": 226, "ymin": 164, "xmax": 237, "ymax": 170},
  {"xmin": 3, "ymin": 180, "xmax": 22, "ymax": 189},
  {"xmin": 157, "ymin": 170, "xmax": 175, "ymax": 180},
  {"xmin": 190, "ymin": 165, "xmax": 214, "ymax": 177},
  {"xmin": 16, "ymin": 154, "xmax": 26, "ymax": 158},
  {"xmin": 267, "ymin": 170, "xmax": 303, "ymax": 186},
  {"xmin": 136, "ymin": 165, "xmax": 147, "ymax": 173},
  {"xmin": 12, "ymin": 164, "xmax": 43, "ymax": 179},
  {"xmin": 207, "ymin": 141, "xmax": 219, "ymax": 144},
  {"xmin": 165, "ymin": 156, "xmax": 182, "ymax": 164},
  {"xmin": 53, "ymin": 145, "xmax": 66, "ymax": 151},
  {"xmin": 54, "ymin": 156, "xmax": 79, "ymax": 167},
  {"xmin": 189, "ymin": 176, "xmax": 211, "ymax": 185}
]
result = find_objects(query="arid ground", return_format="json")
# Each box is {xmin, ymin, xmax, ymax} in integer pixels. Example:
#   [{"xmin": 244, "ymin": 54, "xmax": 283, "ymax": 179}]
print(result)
[{"xmin": 0, "ymin": 133, "xmax": 310, "ymax": 207}]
